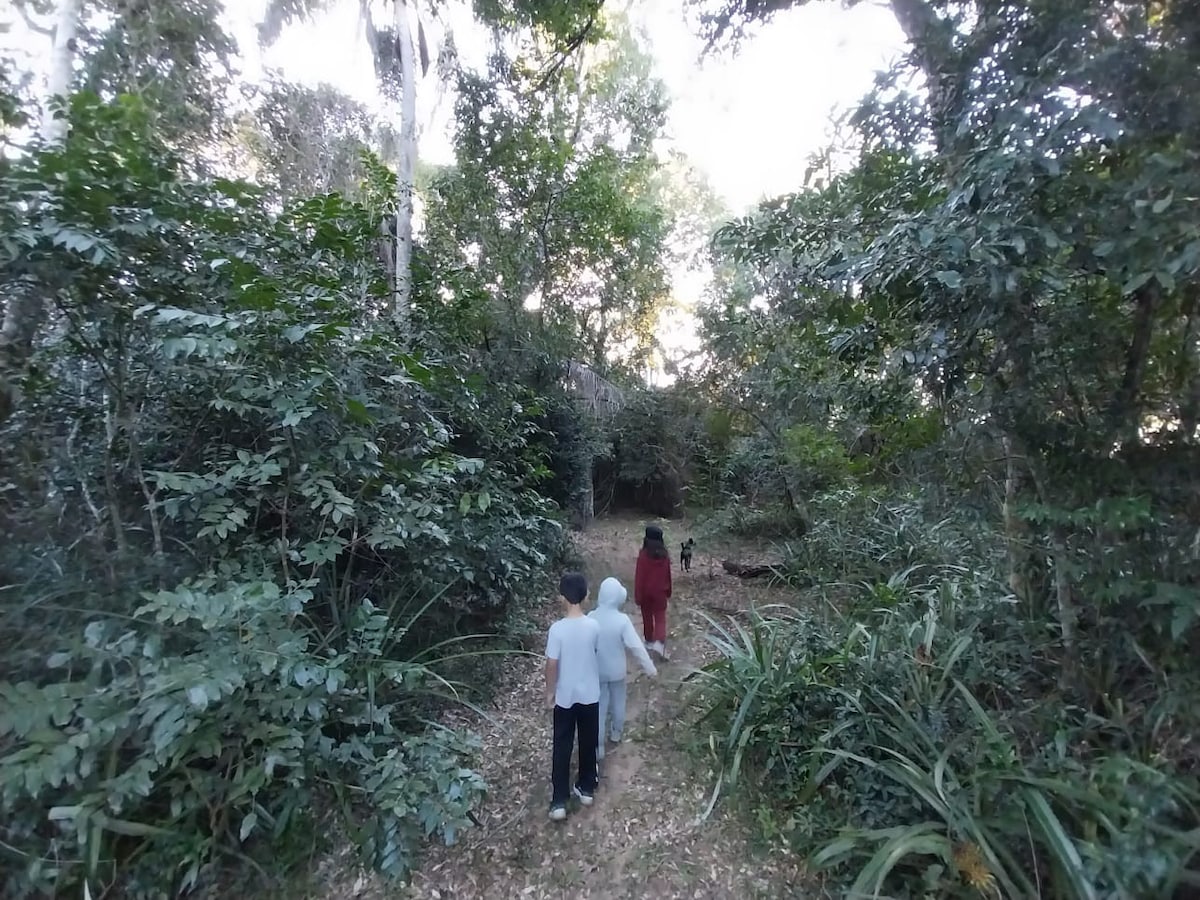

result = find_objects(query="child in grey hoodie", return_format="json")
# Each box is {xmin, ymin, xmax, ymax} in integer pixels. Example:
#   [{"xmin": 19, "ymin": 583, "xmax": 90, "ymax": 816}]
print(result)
[{"xmin": 588, "ymin": 577, "xmax": 658, "ymax": 762}]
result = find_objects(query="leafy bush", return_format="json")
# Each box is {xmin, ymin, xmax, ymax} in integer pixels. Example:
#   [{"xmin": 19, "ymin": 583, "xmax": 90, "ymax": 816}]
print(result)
[
  {"xmin": 0, "ymin": 582, "xmax": 485, "ymax": 895},
  {"xmin": 697, "ymin": 587, "xmax": 1200, "ymax": 898},
  {"xmin": 693, "ymin": 456, "xmax": 1200, "ymax": 900},
  {"xmin": 600, "ymin": 386, "xmax": 718, "ymax": 517},
  {"xmin": 771, "ymin": 489, "xmax": 1001, "ymax": 592},
  {"xmin": 0, "ymin": 94, "xmax": 567, "ymax": 896},
  {"xmin": 780, "ymin": 424, "xmax": 865, "ymax": 488}
]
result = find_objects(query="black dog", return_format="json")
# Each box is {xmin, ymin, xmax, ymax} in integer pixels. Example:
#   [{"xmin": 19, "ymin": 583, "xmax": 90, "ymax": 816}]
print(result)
[{"xmin": 680, "ymin": 538, "xmax": 695, "ymax": 572}]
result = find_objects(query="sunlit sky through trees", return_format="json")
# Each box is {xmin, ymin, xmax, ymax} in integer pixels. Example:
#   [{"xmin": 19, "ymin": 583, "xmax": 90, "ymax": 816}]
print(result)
[
  {"xmin": 225, "ymin": 0, "xmax": 907, "ymax": 210},
  {"xmin": 4, "ymin": 0, "xmax": 907, "ymax": 379}
]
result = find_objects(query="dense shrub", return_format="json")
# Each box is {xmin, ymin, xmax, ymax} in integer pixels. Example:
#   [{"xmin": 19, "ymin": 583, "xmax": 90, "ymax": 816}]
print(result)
[
  {"xmin": 697, "ymin": 559, "xmax": 1200, "ymax": 898},
  {"xmin": 0, "ymin": 95, "xmax": 566, "ymax": 896},
  {"xmin": 598, "ymin": 386, "xmax": 720, "ymax": 517}
]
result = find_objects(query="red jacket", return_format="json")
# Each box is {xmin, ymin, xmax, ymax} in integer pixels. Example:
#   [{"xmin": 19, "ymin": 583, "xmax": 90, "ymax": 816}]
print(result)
[{"xmin": 635, "ymin": 549, "xmax": 672, "ymax": 606}]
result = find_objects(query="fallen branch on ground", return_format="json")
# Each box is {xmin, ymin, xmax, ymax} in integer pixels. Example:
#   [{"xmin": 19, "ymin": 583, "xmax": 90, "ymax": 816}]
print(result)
[{"xmin": 721, "ymin": 560, "xmax": 777, "ymax": 578}]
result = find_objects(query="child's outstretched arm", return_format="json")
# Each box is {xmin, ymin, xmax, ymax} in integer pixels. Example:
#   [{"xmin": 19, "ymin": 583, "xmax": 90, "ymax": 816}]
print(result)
[{"xmin": 621, "ymin": 616, "xmax": 657, "ymax": 676}]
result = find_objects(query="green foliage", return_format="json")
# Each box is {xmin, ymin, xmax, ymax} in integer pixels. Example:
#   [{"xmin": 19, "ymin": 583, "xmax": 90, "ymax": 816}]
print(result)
[
  {"xmin": 0, "ymin": 61, "xmax": 30, "ymax": 137},
  {"xmin": 0, "ymin": 93, "xmax": 567, "ymax": 896},
  {"xmin": 599, "ymin": 386, "xmax": 717, "ymax": 517},
  {"xmin": 471, "ymin": 0, "xmax": 607, "ymax": 44},
  {"xmin": 688, "ymin": 13, "xmax": 1200, "ymax": 896},
  {"xmin": 0, "ymin": 582, "xmax": 485, "ymax": 895},
  {"xmin": 423, "ymin": 23, "xmax": 672, "ymax": 372},
  {"xmin": 237, "ymin": 79, "xmax": 398, "ymax": 201},
  {"xmin": 697, "ymin": 567, "xmax": 1200, "ymax": 898},
  {"xmin": 80, "ymin": 0, "xmax": 239, "ymax": 149},
  {"xmin": 780, "ymin": 424, "xmax": 864, "ymax": 488},
  {"xmin": 692, "ymin": 0, "xmax": 1200, "ymax": 851}
]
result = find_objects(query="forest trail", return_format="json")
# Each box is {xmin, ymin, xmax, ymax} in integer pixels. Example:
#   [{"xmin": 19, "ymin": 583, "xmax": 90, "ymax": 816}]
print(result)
[{"xmin": 316, "ymin": 514, "xmax": 810, "ymax": 899}]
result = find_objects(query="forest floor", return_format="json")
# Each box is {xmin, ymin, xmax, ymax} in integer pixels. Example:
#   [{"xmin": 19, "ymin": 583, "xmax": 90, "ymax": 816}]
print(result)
[{"xmin": 307, "ymin": 514, "xmax": 817, "ymax": 900}]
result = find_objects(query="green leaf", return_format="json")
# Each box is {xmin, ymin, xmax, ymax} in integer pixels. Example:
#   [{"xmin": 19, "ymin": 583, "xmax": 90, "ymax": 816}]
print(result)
[
  {"xmin": 849, "ymin": 823, "xmax": 950, "ymax": 897},
  {"xmin": 239, "ymin": 812, "xmax": 257, "ymax": 842},
  {"xmin": 1170, "ymin": 600, "xmax": 1198, "ymax": 641},
  {"xmin": 1122, "ymin": 271, "xmax": 1153, "ymax": 295},
  {"xmin": 346, "ymin": 399, "xmax": 374, "ymax": 425},
  {"xmin": 283, "ymin": 324, "xmax": 321, "ymax": 343},
  {"xmin": 1021, "ymin": 788, "xmax": 1097, "ymax": 900},
  {"xmin": 933, "ymin": 270, "xmax": 962, "ymax": 289}
]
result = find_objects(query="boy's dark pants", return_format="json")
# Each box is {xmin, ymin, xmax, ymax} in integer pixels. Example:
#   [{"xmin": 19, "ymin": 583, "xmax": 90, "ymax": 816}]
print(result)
[{"xmin": 551, "ymin": 702, "xmax": 599, "ymax": 806}]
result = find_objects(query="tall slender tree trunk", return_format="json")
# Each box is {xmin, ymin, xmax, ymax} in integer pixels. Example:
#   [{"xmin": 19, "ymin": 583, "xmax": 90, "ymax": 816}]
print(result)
[
  {"xmin": 1002, "ymin": 434, "xmax": 1038, "ymax": 605},
  {"xmin": 393, "ymin": 0, "xmax": 416, "ymax": 338},
  {"xmin": 1176, "ymin": 287, "xmax": 1200, "ymax": 442},
  {"xmin": 41, "ymin": 0, "xmax": 83, "ymax": 143},
  {"xmin": 0, "ymin": 0, "xmax": 83, "ymax": 425}
]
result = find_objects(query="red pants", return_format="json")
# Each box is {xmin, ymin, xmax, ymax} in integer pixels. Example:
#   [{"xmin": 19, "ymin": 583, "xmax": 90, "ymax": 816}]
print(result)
[{"xmin": 640, "ymin": 598, "xmax": 668, "ymax": 643}]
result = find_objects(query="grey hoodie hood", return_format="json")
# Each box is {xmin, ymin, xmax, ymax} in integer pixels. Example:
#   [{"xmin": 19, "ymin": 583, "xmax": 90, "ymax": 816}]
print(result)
[{"xmin": 595, "ymin": 577, "xmax": 627, "ymax": 611}]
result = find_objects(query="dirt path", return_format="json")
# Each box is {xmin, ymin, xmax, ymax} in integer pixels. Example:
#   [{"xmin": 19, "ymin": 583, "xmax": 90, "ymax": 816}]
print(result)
[{"xmin": 319, "ymin": 515, "xmax": 811, "ymax": 899}]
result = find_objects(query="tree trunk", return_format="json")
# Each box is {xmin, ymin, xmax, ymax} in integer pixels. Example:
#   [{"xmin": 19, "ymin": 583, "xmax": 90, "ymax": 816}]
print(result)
[
  {"xmin": 41, "ymin": 0, "xmax": 83, "ymax": 143},
  {"xmin": 0, "ymin": 0, "xmax": 83, "ymax": 425},
  {"xmin": 573, "ymin": 478, "xmax": 594, "ymax": 531},
  {"xmin": 393, "ymin": 0, "xmax": 416, "ymax": 338},
  {"xmin": 1023, "ymin": 448, "xmax": 1079, "ymax": 677},
  {"xmin": 1001, "ymin": 433, "xmax": 1038, "ymax": 607},
  {"xmin": 888, "ymin": 0, "xmax": 960, "ymax": 139},
  {"xmin": 1111, "ymin": 282, "xmax": 1159, "ymax": 444},
  {"xmin": 1177, "ymin": 288, "xmax": 1200, "ymax": 443},
  {"xmin": 722, "ymin": 560, "xmax": 776, "ymax": 578}
]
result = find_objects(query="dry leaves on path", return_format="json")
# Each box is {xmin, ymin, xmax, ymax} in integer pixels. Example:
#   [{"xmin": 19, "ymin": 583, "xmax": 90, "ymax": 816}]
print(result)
[{"xmin": 314, "ymin": 515, "xmax": 816, "ymax": 900}]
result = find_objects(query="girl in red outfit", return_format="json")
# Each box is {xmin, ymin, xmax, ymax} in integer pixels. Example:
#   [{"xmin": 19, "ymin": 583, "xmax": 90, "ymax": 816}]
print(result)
[{"xmin": 634, "ymin": 525, "xmax": 673, "ymax": 660}]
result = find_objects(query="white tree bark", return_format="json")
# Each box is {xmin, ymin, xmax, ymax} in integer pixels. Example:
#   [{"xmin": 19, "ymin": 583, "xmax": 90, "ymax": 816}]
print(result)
[
  {"xmin": 392, "ymin": 0, "xmax": 416, "ymax": 337},
  {"xmin": 1, "ymin": 0, "xmax": 83, "ymax": 425},
  {"xmin": 41, "ymin": 0, "xmax": 83, "ymax": 143}
]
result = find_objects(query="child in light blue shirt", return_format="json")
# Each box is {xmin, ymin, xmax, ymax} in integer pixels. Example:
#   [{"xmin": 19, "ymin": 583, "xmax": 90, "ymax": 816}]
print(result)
[{"xmin": 545, "ymin": 572, "xmax": 601, "ymax": 821}]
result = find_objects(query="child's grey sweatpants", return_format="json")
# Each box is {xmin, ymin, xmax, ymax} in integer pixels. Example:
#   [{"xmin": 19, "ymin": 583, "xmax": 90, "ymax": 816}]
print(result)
[{"xmin": 597, "ymin": 679, "xmax": 627, "ymax": 760}]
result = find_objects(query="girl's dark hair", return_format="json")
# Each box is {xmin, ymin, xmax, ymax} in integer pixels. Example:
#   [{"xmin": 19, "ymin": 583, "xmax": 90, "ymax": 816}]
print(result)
[
  {"xmin": 642, "ymin": 525, "xmax": 668, "ymax": 559},
  {"xmin": 642, "ymin": 538, "xmax": 668, "ymax": 559}
]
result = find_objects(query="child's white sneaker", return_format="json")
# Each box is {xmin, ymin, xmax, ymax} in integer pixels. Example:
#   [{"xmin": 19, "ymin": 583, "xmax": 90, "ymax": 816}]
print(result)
[
  {"xmin": 572, "ymin": 785, "xmax": 594, "ymax": 807},
  {"xmin": 549, "ymin": 804, "xmax": 567, "ymax": 821}
]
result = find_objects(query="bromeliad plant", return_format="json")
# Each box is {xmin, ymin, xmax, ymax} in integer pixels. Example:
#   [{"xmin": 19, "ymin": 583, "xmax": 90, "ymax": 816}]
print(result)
[
  {"xmin": 808, "ymin": 676, "xmax": 1200, "ymax": 899},
  {"xmin": 695, "ymin": 579, "xmax": 1200, "ymax": 899}
]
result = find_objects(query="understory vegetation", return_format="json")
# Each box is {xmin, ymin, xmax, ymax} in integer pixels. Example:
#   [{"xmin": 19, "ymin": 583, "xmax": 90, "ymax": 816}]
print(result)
[
  {"xmin": 0, "ymin": 2, "xmax": 679, "ymax": 895},
  {"xmin": 3, "ymin": 0, "xmax": 1199, "ymax": 898},
  {"xmin": 671, "ymin": 1, "xmax": 1200, "ymax": 897}
]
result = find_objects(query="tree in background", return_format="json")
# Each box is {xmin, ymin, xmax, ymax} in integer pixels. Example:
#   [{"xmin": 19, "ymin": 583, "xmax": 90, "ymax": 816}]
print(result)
[
  {"xmin": 423, "ymin": 16, "xmax": 672, "ymax": 372},
  {"xmin": 685, "ymin": 2, "xmax": 1200, "ymax": 895},
  {"xmin": 234, "ymin": 78, "xmax": 399, "ymax": 201},
  {"xmin": 257, "ymin": 0, "xmax": 608, "ymax": 338},
  {"xmin": 0, "ymin": 0, "xmax": 703, "ymax": 895},
  {"xmin": 2, "ymin": 0, "xmax": 240, "ymax": 425}
]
